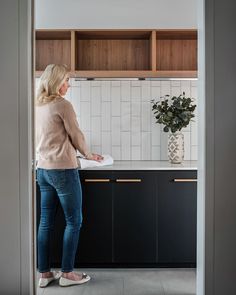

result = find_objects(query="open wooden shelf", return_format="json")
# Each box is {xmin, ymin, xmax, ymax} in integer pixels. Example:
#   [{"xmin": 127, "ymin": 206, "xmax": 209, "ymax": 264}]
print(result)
[
  {"xmin": 36, "ymin": 30, "xmax": 72, "ymax": 71},
  {"xmin": 35, "ymin": 29, "xmax": 198, "ymax": 78},
  {"xmin": 75, "ymin": 30, "xmax": 152, "ymax": 71},
  {"xmin": 156, "ymin": 29, "xmax": 197, "ymax": 71}
]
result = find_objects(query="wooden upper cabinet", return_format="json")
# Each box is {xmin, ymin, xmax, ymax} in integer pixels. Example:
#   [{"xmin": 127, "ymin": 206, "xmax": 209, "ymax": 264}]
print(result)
[
  {"xmin": 156, "ymin": 30, "xmax": 197, "ymax": 77},
  {"xmin": 75, "ymin": 30, "xmax": 151, "ymax": 71},
  {"xmin": 35, "ymin": 29, "xmax": 197, "ymax": 78},
  {"xmin": 35, "ymin": 30, "xmax": 72, "ymax": 73}
]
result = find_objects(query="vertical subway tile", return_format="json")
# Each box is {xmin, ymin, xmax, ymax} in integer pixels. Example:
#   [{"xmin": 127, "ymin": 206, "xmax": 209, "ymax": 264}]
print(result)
[
  {"xmin": 151, "ymin": 116, "xmax": 161, "ymax": 146},
  {"xmin": 91, "ymin": 86, "xmax": 101, "ymax": 116},
  {"xmin": 91, "ymin": 117, "xmax": 101, "ymax": 146},
  {"xmin": 131, "ymin": 116, "xmax": 141, "ymax": 146},
  {"xmin": 181, "ymin": 80, "xmax": 191, "ymax": 96},
  {"xmin": 191, "ymin": 120, "xmax": 198, "ymax": 146},
  {"xmin": 121, "ymin": 132, "xmax": 131, "ymax": 160},
  {"xmin": 112, "ymin": 146, "xmax": 121, "ymax": 160},
  {"xmin": 131, "ymin": 146, "xmax": 141, "ymax": 160},
  {"xmin": 80, "ymin": 101, "xmax": 91, "ymax": 131},
  {"xmin": 80, "ymin": 81, "xmax": 91, "ymax": 101},
  {"xmin": 191, "ymin": 145, "xmax": 198, "ymax": 160},
  {"xmin": 70, "ymin": 87, "xmax": 80, "ymax": 116},
  {"xmin": 183, "ymin": 131, "xmax": 191, "ymax": 160},
  {"xmin": 111, "ymin": 87, "xmax": 121, "ymax": 116},
  {"xmin": 141, "ymin": 102, "xmax": 151, "ymax": 132},
  {"xmin": 121, "ymin": 102, "xmax": 131, "ymax": 131},
  {"xmin": 160, "ymin": 131, "xmax": 168, "ymax": 160},
  {"xmin": 131, "ymin": 85, "xmax": 141, "ymax": 100},
  {"xmin": 141, "ymin": 132, "xmax": 151, "ymax": 160},
  {"xmin": 101, "ymin": 102, "xmax": 111, "ymax": 131},
  {"xmin": 101, "ymin": 81, "xmax": 111, "ymax": 101},
  {"xmin": 101, "ymin": 131, "xmax": 111, "ymax": 155},
  {"xmin": 121, "ymin": 81, "xmax": 131, "ymax": 101},
  {"xmin": 141, "ymin": 81, "xmax": 151, "ymax": 101},
  {"xmin": 151, "ymin": 146, "xmax": 161, "ymax": 160},
  {"xmin": 111, "ymin": 117, "xmax": 121, "ymax": 146},
  {"xmin": 151, "ymin": 86, "xmax": 161, "ymax": 100},
  {"xmin": 131, "ymin": 100, "xmax": 141, "ymax": 117}
]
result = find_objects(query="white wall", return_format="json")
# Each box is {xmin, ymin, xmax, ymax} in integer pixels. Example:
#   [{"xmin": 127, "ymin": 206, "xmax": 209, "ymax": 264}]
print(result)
[{"xmin": 35, "ymin": 0, "xmax": 197, "ymax": 29}]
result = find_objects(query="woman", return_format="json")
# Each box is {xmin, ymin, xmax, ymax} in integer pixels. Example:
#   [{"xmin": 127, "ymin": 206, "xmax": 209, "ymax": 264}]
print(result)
[{"xmin": 36, "ymin": 64, "xmax": 103, "ymax": 287}]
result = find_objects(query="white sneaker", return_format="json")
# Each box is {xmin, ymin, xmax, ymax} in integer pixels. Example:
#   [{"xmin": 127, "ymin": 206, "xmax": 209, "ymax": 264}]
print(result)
[
  {"xmin": 38, "ymin": 271, "xmax": 61, "ymax": 288},
  {"xmin": 59, "ymin": 273, "xmax": 91, "ymax": 287}
]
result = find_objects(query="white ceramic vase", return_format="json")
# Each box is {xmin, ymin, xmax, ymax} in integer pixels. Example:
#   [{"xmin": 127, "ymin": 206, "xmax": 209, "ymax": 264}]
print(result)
[{"xmin": 167, "ymin": 132, "xmax": 184, "ymax": 164}]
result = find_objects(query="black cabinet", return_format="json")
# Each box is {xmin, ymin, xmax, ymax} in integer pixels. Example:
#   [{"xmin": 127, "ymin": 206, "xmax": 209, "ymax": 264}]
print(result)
[
  {"xmin": 113, "ymin": 172, "xmax": 156, "ymax": 263},
  {"xmin": 77, "ymin": 171, "xmax": 112, "ymax": 264},
  {"xmin": 36, "ymin": 169, "xmax": 197, "ymax": 267},
  {"xmin": 157, "ymin": 171, "xmax": 197, "ymax": 265}
]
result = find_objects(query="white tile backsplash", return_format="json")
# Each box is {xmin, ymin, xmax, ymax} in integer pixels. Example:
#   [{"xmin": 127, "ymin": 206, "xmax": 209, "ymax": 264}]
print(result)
[
  {"xmin": 101, "ymin": 131, "xmax": 111, "ymax": 155},
  {"xmin": 121, "ymin": 102, "xmax": 131, "ymax": 131},
  {"xmin": 80, "ymin": 101, "xmax": 91, "ymax": 131},
  {"xmin": 36, "ymin": 79, "xmax": 198, "ymax": 160},
  {"xmin": 121, "ymin": 132, "xmax": 131, "ymax": 160},
  {"xmin": 131, "ymin": 146, "xmax": 141, "ymax": 160},
  {"xmin": 121, "ymin": 81, "xmax": 131, "ymax": 101},
  {"xmin": 91, "ymin": 117, "xmax": 101, "ymax": 146},
  {"xmin": 91, "ymin": 87, "xmax": 101, "ymax": 116},
  {"xmin": 80, "ymin": 81, "xmax": 91, "ymax": 101},
  {"xmin": 101, "ymin": 102, "xmax": 111, "ymax": 131},
  {"xmin": 111, "ymin": 117, "xmax": 121, "ymax": 146},
  {"xmin": 101, "ymin": 81, "xmax": 111, "ymax": 101}
]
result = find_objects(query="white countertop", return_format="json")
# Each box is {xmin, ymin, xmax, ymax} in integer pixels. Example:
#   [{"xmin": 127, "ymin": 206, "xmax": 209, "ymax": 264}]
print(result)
[{"xmin": 80, "ymin": 160, "xmax": 198, "ymax": 170}]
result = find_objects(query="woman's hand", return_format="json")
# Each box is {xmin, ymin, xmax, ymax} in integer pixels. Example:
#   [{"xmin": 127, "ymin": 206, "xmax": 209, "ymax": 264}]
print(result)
[{"xmin": 86, "ymin": 153, "xmax": 104, "ymax": 162}]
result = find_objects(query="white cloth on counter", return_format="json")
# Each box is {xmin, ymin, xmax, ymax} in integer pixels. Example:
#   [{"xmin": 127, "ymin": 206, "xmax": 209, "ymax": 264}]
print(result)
[{"xmin": 77, "ymin": 154, "xmax": 114, "ymax": 169}]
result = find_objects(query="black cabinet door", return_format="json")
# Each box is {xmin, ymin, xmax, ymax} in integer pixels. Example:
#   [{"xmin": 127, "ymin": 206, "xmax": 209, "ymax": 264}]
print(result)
[
  {"xmin": 113, "ymin": 171, "xmax": 156, "ymax": 263},
  {"xmin": 76, "ymin": 171, "xmax": 112, "ymax": 264},
  {"xmin": 157, "ymin": 171, "xmax": 197, "ymax": 264}
]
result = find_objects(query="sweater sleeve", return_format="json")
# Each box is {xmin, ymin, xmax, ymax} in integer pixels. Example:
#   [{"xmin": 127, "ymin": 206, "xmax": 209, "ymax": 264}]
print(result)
[{"xmin": 63, "ymin": 100, "xmax": 90, "ymax": 157}]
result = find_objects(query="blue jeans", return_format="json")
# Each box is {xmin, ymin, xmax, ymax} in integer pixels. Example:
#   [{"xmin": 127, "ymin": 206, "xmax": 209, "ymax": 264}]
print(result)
[{"xmin": 37, "ymin": 168, "xmax": 82, "ymax": 273}]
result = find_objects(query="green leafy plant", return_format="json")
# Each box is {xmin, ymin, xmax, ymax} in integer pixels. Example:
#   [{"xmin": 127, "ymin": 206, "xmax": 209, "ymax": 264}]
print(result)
[{"xmin": 151, "ymin": 92, "xmax": 196, "ymax": 133}]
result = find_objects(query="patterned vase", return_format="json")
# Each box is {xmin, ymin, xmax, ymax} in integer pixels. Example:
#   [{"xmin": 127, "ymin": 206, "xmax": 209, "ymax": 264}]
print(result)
[{"xmin": 167, "ymin": 132, "xmax": 184, "ymax": 164}]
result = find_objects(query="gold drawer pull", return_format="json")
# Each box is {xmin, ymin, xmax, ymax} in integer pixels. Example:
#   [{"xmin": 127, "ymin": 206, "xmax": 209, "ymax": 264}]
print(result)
[
  {"xmin": 84, "ymin": 179, "xmax": 110, "ymax": 183},
  {"xmin": 116, "ymin": 179, "xmax": 142, "ymax": 183},
  {"xmin": 173, "ymin": 178, "xmax": 197, "ymax": 182}
]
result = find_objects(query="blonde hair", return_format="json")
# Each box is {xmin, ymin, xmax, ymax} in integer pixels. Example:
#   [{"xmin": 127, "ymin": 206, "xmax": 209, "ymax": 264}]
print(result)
[{"xmin": 36, "ymin": 64, "xmax": 69, "ymax": 105}]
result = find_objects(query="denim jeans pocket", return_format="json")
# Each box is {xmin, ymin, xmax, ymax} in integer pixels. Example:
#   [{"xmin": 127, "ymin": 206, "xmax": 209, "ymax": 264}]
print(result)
[{"xmin": 47, "ymin": 169, "xmax": 66, "ymax": 189}]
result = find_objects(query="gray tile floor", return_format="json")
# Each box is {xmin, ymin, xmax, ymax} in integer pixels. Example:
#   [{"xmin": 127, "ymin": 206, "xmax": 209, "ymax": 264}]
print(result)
[{"xmin": 37, "ymin": 268, "xmax": 196, "ymax": 295}]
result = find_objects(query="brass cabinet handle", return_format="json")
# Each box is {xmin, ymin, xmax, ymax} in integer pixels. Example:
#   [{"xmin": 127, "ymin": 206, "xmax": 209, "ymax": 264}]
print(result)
[
  {"xmin": 116, "ymin": 179, "xmax": 142, "ymax": 183},
  {"xmin": 173, "ymin": 178, "xmax": 197, "ymax": 182},
  {"xmin": 84, "ymin": 179, "xmax": 110, "ymax": 183}
]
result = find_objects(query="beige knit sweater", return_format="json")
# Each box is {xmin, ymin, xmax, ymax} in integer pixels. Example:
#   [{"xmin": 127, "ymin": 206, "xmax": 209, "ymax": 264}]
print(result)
[{"xmin": 36, "ymin": 97, "xmax": 90, "ymax": 169}]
